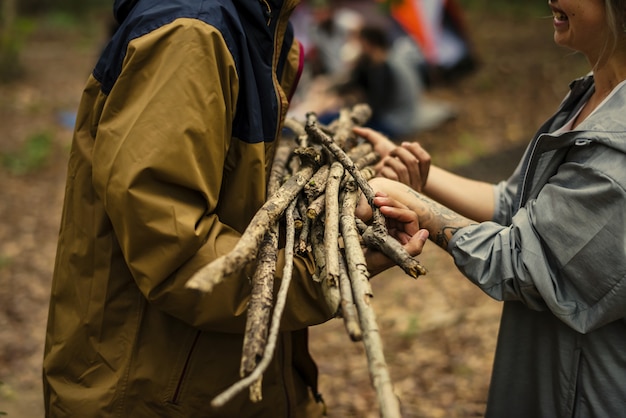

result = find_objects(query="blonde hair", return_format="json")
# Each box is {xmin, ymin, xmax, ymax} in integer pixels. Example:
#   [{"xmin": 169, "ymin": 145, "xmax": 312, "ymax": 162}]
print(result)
[{"xmin": 605, "ymin": 0, "xmax": 626, "ymax": 43}]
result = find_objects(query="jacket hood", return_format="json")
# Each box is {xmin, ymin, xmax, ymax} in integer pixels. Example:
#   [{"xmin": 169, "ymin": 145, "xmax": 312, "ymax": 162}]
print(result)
[
  {"xmin": 114, "ymin": 0, "xmax": 300, "ymax": 25},
  {"xmin": 576, "ymin": 75, "xmax": 626, "ymax": 155}
]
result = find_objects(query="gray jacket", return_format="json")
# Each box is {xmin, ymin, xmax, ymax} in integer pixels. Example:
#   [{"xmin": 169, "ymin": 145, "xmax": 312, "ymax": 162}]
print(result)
[{"xmin": 449, "ymin": 74, "xmax": 626, "ymax": 417}]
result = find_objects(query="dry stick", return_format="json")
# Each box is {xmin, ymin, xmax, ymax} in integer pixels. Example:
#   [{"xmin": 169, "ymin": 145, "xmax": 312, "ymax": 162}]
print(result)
[
  {"xmin": 296, "ymin": 195, "xmax": 311, "ymax": 255},
  {"xmin": 305, "ymin": 112, "xmax": 384, "ymax": 224},
  {"xmin": 283, "ymin": 117, "xmax": 307, "ymax": 142},
  {"xmin": 334, "ymin": 104, "xmax": 373, "ymax": 150},
  {"xmin": 237, "ymin": 139, "xmax": 297, "ymax": 400},
  {"xmin": 268, "ymin": 141, "xmax": 293, "ymax": 196},
  {"xmin": 350, "ymin": 103, "xmax": 375, "ymax": 126},
  {"xmin": 310, "ymin": 217, "xmax": 341, "ymax": 308},
  {"xmin": 307, "ymin": 143, "xmax": 377, "ymax": 223},
  {"xmin": 309, "ymin": 217, "xmax": 326, "ymax": 283},
  {"xmin": 353, "ymin": 151, "xmax": 380, "ymax": 171},
  {"xmin": 332, "ymin": 107, "xmax": 354, "ymax": 149},
  {"xmin": 304, "ymin": 164, "xmax": 330, "ymax": 202},
  {"xmin": 212, "ymin": 200, "xmax": 300, "ymax": 409},
  {"xmin": 240, "ymin": 223, "xmax": 278, "ymax": 401},
  {"xmin": 306, "ymin": 194, "xmax": 326, "ymax": 220},
  {"xmin": 186, "ymin": 148, "xmax": 321, "ymax": 292},
  {"xmin": 292, "ymin": 202, "xmax": 303, "ymax": 231},
  {"xmin": 357, "ymin": 219, "xmax": 428, "ymax": 277},
  {"xmin": 324, "ymin": 161, "xmax": 345, "ymax": 288},
  {"xmin": 340, "ymin": 179, "xmax": 402, "ymax": 418},
  {"xmin": 309, "ymin": 164, "xmax": 377, "ymax": 222},
  {"xmin": 338, "ymin": 255, "xmax": 362, "ymax": 342},
  {"xmin": 305, "ymin": 114, "xmax": 427, "ymax": 279},
  {"xmin": 347, "ymin": 142, "xmax": 374, "ymax": 162},
  {"xmin": 238, "ymin": 136, "xmax": 288, "ymax": 397}
]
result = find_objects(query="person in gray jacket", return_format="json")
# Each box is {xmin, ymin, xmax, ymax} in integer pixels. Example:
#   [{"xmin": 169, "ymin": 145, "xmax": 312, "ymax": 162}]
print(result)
[{"xmin": 354, "ymin": 0, "xmax": 626, "ymax": 416}]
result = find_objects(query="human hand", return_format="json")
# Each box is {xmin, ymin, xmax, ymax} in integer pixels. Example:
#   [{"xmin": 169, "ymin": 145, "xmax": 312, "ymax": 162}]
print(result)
[
  {"xmin": 380, "ymin": 142, "xmax": 431, "ymax": 192},
  {"xmin": 353, "ymin": 126, "xmax": 431, "ymax": 192},
  {"xmin": 353, "ymin": 126, "xmax": 396, "ymax": 159},
  {"xmin": 362, "ymin": 192, "xmax": 429, "ymax": 276},
  {"xmin": 354, "ymin": 177, "xmax": 408, "ymax": 223}
]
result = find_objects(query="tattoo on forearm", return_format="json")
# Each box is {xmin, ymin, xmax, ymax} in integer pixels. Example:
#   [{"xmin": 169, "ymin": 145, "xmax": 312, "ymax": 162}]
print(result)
[{"xmin": 406, "ymin": 188, "xmax": 475, "ymax": 249}]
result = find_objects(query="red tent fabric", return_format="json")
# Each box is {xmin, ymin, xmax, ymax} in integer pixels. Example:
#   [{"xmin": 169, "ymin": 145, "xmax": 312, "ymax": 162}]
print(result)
[{"xmin": 384, "ymin": 0, "xmax": 474, "ymax": 69}]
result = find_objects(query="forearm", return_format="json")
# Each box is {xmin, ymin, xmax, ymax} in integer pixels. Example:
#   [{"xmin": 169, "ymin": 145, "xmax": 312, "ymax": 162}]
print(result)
[
  {"xmin": 399, "ymin": 188, "xmax": 476, "ymax": 250},
  {"xmin": 368, "ymin": 177, "xmax": 476, "ymax": 251},
  {"xmin": 423, "ymin": 166, "xmax": 495, "ymax": 222}
]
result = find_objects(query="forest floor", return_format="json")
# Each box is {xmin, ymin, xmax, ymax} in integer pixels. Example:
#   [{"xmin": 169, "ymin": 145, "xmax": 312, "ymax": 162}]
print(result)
[{"xmin": 0, "ymin": 6, "xmax": 588, "ymax": 418}]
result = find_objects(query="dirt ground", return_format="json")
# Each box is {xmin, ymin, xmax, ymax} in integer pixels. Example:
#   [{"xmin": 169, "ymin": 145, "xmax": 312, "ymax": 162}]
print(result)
[{"xmin": 0, "ymin": 7, "xmax": 588, "ymax": 418}]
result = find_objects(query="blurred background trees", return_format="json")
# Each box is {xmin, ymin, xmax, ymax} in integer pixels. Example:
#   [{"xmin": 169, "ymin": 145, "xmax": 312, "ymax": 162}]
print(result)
[{"xmin": 0, "ymin": 0, "xmax": 108, "ymax": 82}]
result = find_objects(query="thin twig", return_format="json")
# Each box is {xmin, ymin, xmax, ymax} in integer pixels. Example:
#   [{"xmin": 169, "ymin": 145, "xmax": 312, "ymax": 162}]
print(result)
[{"xmin": 211, "ymin": 199, "xmax": 300, "ymax": 409}]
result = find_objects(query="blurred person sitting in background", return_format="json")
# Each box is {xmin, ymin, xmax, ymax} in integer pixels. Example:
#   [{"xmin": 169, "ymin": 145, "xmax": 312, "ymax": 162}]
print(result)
[{"xmin": 333, "ymin": 24, "xmax": 425, "ymax": 140}]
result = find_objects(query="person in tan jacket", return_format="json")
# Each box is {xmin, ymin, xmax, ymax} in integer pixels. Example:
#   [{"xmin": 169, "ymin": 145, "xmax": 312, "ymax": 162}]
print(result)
[{"xmin": 42, "ymin": 1, "xmax": 427, "ymax": 417}]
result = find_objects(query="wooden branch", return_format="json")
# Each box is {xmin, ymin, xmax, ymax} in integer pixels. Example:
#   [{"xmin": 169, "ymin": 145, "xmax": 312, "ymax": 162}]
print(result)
[
  {"xmin": 268, "ymin": 141, "xmax": 293, "ymax": 197},
  {"xmin": 296, "ymin": 195, "xmax": 311, "ymax": 255},
  {"xmin": 305, "ymin": 113, "xmax": 387, "ymax": 229},
  {"xmin": 186, "ymin": 152, "xmax": 319, "ymax": 292},
  {"xmin": 212, "ymin": 199, "xmax": 300, "ymax": 409},
  {"xmin": 306, "ymin": 194, "xmax": 325, "ymax": 220},
  {"xmin": 304, "ymin": 164, "xmax": 330, "ymax": 202},
  {"xmin": 332, "ymin": 108, "xmax": 355, "ymax": 149},
  {"xmin": 292, "ymin": 202, "xmax": 303, "ymax": 230},
  {"xmin": 283, "ymin": 117, "xmax": 306, "ymax": 139},
  {"xmin": 310, "ymin": 218, "xmax": 326, "ymax": 283},
  {"xmin": 323, "ymin": 161, "xmax": 344, "ymax": 288},
  {"xmin": 333, "ymin": 104, "xmax": 373, "ymax": 150},
  {"xmin": 310, "ymin": 217, "xmax": 340, "ymax": 311},
  {"xmin": 340, "ymin": 178, "xmax": 402, "ymax": 418},
  {"xmin": 305, "ymin": 114, "xmax": 372, "ymax": 199},
  {"xmin": 338, "ymin": 255, "xmax": 362, "ymax": 342},
  {"xmin": 205, "ymin": 105, "xmax": 427, "ymax": 414},
  {"xmin": 239, "ymin": 223, "xmax": 279, "ymax": 401},
  {"xmin": 350, "ymin": 103, "xmax": 374, "ymax": 127},
  {"xmin": 356, "ymin": 219, "xmax": 428, "ymax": 278},
  {"xmin": 306, "ymin": 117, "xmax": 426, "ymax": 279},
  {"xmin": 354, "ymin": 151, "xmax": 379, "ymax": 170},
  {"xmin": 347, "ymin": 142, "xmax": 374, "ymax": 161}
]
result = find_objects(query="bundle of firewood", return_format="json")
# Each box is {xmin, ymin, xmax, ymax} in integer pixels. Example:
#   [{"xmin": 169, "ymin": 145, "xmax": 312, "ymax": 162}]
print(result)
[{"xmin": 186, "ymin": 104, "xmax": 426, "ymax": 418}]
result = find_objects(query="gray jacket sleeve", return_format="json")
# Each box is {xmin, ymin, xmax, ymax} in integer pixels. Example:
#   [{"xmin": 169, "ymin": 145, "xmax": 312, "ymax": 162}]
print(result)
[{"xmin": 448, "ymin": 143, "xmax": 626, "ymax": 334}]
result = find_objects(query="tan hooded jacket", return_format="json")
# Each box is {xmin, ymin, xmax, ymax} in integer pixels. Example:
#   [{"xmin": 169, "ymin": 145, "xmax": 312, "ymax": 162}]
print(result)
[{"xmin": 43, "ymin": 0, "xmax": 335, "ymax": 416}]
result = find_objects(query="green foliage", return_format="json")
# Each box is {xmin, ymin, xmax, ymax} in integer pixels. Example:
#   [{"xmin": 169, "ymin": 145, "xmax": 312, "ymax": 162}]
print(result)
[
  {"xmin": 43, "ymin": 10, "xmax": 80, "ymax": 30},
  {"xmin": 0, "ymin": 255, "xmax": 11, "ymax": 269},
  {"xmin": 2, "ymin": 131, "xmax": 54, "ymax": 175},
  {"xmin": 0, "ymin": 12, "xmax": 35, "ymax": 82},
  {"xmin": 401, "ymin": 315, "xmax": 421, "ymax": 339},
  {"xmin": 435, "ymin": 132, "xmax": 487, "ymax": 168}
]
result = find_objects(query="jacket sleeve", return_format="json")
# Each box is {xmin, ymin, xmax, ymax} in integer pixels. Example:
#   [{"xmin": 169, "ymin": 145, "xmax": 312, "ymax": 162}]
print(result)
[
  {"xmin": 92, "ymin": 19, "xmax": 335, "ymax": 333},
  {"xmin": 449, "ymin": 143, "xmax": 626, "ymax": 334},
  {"xmin": 492, "ymin": 151, "xmax": 525, "ymax": 225}
]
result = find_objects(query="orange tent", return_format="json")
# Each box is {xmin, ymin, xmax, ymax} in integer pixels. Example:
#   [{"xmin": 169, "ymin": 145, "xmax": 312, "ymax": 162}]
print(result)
[{"xmin": 386, "ymin": 0, "xmax": 438, "ymax": 63}]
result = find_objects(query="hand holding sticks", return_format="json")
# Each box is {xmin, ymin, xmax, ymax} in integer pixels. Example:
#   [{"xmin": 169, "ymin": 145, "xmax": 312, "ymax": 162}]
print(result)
[{"xmin": 186, "ymin": 104, "xmax": 427, "ymax": 418}]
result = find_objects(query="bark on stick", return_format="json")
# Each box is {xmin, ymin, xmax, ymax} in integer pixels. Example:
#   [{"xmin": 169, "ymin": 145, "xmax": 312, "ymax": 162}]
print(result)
[
  {"xmin": 186, "ymin": 155, "xmax": 318, "ymax": 292},
  {"xmin": 324, "ymin": 161, "xmax": 345, "ymax": 288},
  {"xmin": 211, "ymin": 200, "xmax": 300, "ymax": 409},
  {"xmin": 239, "ymin": 223, "xmax": 279, "ymax": 401},
  {"xmin": 340, "ymin": 180, "xmax": 402, "ymax": 418}
]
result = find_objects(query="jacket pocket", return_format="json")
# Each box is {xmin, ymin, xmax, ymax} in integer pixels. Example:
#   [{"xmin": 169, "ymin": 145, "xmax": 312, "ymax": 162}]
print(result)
[{"xmin": 166, "ymin": 329, "xmax": 202, "ymax": 405}]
